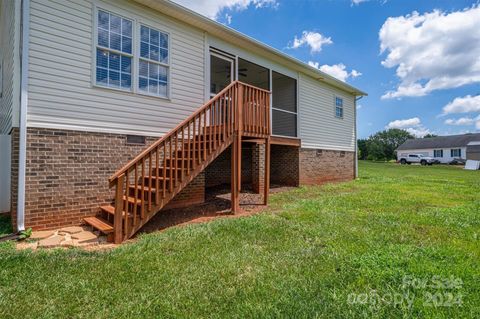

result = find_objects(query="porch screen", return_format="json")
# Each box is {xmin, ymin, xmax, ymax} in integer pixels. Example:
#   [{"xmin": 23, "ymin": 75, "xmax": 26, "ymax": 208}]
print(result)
[{"xmin": 272, "ymin": 72, "xmax": 297, "ymax": 137}]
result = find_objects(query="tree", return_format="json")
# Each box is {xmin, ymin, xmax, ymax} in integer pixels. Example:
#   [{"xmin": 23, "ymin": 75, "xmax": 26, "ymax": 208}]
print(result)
[
  {"xmin": 423, "ymin": 134, "xmax": 438, "ymax": 138},
  {"xmin": 357, "ymin": 139, "xmax": 368, "ymax": 160},
  {"xmin": 362, "ymin": 129, "xmax": 414, "ymax": 161}
]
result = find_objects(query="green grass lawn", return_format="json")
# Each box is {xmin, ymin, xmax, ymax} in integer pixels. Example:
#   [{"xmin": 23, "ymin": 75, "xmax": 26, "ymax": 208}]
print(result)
[{"xmin": 0, "ymin": 161, "xmax": 479, "ymax": 318}]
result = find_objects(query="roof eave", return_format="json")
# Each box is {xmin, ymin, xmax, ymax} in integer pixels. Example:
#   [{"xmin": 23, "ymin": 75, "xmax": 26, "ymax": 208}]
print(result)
[{"xmin": 133, "ymin": 0, "xmax": 368, "ymax": 96}]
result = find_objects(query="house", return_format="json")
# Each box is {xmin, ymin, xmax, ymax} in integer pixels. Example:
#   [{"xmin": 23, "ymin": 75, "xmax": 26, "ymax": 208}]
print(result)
[
  {"xmin": 396, "ymin": 133, "xmax": 480, "ymax": 164},
  {"xmin": 0, "ymin": 0, "xmax": 366, "ymax": 243},
  {"xmin": 467, "ymin": 142, "xmax": 480, "ymax": 161}
]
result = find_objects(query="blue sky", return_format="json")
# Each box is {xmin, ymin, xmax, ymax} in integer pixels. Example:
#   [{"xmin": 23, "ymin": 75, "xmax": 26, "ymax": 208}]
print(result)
[{"xmin": 175, "ymin": 0, "xmax": 480, "ymax": 138}]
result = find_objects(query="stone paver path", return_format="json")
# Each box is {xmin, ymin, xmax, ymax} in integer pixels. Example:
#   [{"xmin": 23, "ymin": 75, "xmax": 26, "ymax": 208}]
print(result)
[{"xmin": 17, "ymin": 226, "xmax": 109, "ymax": 250}]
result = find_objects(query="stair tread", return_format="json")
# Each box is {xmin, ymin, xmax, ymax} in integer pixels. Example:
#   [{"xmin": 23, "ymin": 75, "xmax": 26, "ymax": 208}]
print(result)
[
  {"xmin": 123, "ymin": 195, "xmax": 142, "ymax": 204},
  {"xmin": 143, "ymin": 175, "xmax": 172, "ymax": 180},
  {"xmin": 100, "ymin": 205, "xmax": 130, "ymax": 217},
  {"xmin": 84, "ymin": 216, "xmax": 114, "ymax": 233},
  {"xmin": 129, "ymin": 185, "xmax": 158, "ymax": 191}
]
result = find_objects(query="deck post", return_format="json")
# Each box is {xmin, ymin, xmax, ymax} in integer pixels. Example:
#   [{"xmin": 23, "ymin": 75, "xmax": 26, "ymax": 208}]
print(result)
[
  {"xmin": 231, "ymin": 135, "xmax": 240, "ymax": 213},
  {"xmin": 231, "ymin": 83, "xmax": 243, "ymax": 213},
  {"xmin": 114, "ymin": 174, "xmax": 125, "ymax": 244},
  {"xmin": 264, "ymin": 137, "xmax": 270, "ymax": 205}
]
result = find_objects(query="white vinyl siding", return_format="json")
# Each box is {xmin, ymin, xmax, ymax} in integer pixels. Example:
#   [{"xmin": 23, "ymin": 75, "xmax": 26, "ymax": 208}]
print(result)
[
  {"xmin": 0, "ymin": 0, "xmax": 20, "ymax": 134},
  {"xmin": 27, "ymin": 0, "xmax": 205, "ymax": 137},
  {"xmin": 299, "ymin": 74, "xmax": 355, "ymax": 151}
]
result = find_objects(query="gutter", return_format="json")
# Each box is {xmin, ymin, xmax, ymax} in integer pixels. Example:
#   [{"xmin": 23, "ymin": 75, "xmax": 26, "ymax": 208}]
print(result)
[
  {"xmin": 354, "ymin": 95, "xmax": 364, "ymax": 178},
  {"xmin": 17, "ymin": 0, "xmax": 30, "ymax": 231}
]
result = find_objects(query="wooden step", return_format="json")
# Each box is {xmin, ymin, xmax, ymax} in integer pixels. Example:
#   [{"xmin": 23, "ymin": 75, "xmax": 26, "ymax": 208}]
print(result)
[
  {"xmin": 129, "ymin": 184, "xmax": 159, "ymax": 192},
  {"xmin": 123, "ymin": 195, "xmax": 144, "ymax": 204},
  {"xmin": 142, "ymin": 176, "xmax": 175, "ymax": 188},
  {"xmin": 165, "ymin": 158, "xmax": 194, "ymax": 167},
  {"xmin": 150, "ymin": 166, "xmax": 187, "ymax": 177},
  {"xmin": 183, "ymin": 140, "xmax": 216, "ymax": 147},
  {"xmin": 84, "ymin": 216, "xmax": 114, "ymax": 234},
  {"xmin": 100, "ymin": 205, "xmax": 130, "ymax": 218}
]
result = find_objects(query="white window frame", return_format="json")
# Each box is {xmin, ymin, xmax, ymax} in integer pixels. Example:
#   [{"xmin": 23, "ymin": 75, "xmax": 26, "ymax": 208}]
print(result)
[
  {"xmin": 334, "ymin": 95, "xmax": 344, "ymax": 119},
  {"xmin": 451, "ymin": 148, "xmax": 461, "ymax": 157},
  {"xmin": 137, "ymin": 23, "xmax": 171, "ymax": 99},
  {"xmin": 434, "ymin": 149, "xmax": 443, "ymax": 158},
  {"xmin": 93, "ymin": 8, "xmax": 134, "ymax": 93},
  {"xmin": 91, "ymin": 6, "xmax": 171, "ymax": 100}
]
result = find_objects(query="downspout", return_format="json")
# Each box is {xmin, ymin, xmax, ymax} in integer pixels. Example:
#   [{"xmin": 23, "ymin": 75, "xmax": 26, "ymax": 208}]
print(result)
[
  {"xmin": 17, "ymin": 0, "xmax": 30, "ymax": 231},
  {"xmin": 354, "ymin": 95, "xmax": 363, "ymax": 179}
]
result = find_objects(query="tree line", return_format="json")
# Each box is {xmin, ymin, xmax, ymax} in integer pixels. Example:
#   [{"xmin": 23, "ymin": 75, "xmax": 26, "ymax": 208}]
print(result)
[{"xmin": 357, "ymin": 128, "xmax": 437, "ymax": 161}]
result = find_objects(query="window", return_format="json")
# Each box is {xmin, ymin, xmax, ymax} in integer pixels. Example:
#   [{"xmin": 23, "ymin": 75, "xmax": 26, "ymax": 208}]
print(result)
[
  {"xmin": 409, "ymin": 154, "xmax": 418, "ymax": 158},
  {"xmin": 138, "ymin": 25, "xmax": 169, "ymax": 97},
  {"xmin": 95, "ymin": 10, "xmax": 133, "ymax": 90},
  {"xmin": 434, "ymin": 150, "xmax": 443, "ymax": 157},
  {"xmin": 451, "ymin": 149, "xmax": 461, "ymax": 157},
  {"xmin": 335, "ymin": 96, "xmax": 343, "ymax": 118}
]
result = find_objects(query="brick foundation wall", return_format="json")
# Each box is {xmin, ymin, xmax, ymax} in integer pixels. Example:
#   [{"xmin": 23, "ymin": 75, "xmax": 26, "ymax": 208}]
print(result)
[
  {"xmin": 23, "ymin": 128, "xmax": 204, "ymax": 230},
  {"xmin": 164, "ymin": 172, "xmax": 205, "ymax": 210},
  {"xmin": 299, "ymin": 148, "xmax": 355, "ymax": 185},
  {"xmin": 205, "ymin": 144, "xmax": 253, "ymax": 188},
  {"xmin": 251, "ymin": 144, "xmax": 265, "ymax": 193},
  {"xmin": 10, "ymin": 128, "xmax": 19, "ymax": 231},
  {"xmin": 270, "ymin": 145, "xmax": 299, "ymax": 187}
]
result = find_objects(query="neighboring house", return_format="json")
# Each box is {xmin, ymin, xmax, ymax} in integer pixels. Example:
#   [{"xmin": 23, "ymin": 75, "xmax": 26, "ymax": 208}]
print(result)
[
  {"xmin": 0, "ymin": 0, "xmax": 366, "ymax": 242},
  {"xmin": 467, "ymin": 142, "xmax": 480, "ymax": 161},
  {"xmin": 396, "ymin": 133, "xmax": 480, "ymax": 164}
]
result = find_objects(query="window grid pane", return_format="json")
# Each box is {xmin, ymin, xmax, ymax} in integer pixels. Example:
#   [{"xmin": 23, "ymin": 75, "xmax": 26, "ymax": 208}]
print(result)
[
  {"xmin": 335, "ymin": 106, "xmax": 343, "ymax": 118},
  {"xmin": 139, "ymin": 60, "xmax": 168, "ymax": 97},
  {"xmin": 140, "ymin": 25, "xmax": 168, "ymax": 64},
  {"xmin": 96, "ymin": 49, "xmax": 131, "ymax": 89},
  {"xmin": 97, "ymin": 10, "xmax": 132, "ymax": 55},
  {"xmin": 336, "ymin": 97, "xmax": 343, "ymax": 107}
]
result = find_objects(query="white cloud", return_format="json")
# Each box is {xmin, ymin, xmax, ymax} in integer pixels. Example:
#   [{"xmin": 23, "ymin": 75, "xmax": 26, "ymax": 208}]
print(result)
[
  {"xmin": 308, "ymin": 62, "xmax": 361, "ymax": 82},
  {"xmin": 442, "ymin": 95, "xmax": 480, "ymax": 114},
  {"xmin": 357, "ymin": 104, "xmax": 362, "ymax": 110},
  {"xmin": 386, "ymin": 117, "xmax": 430, "ymax": 137},
  {"xmin": 172, "ymin": 0, "xmax": 278, "ymax": 20},
  {"xmin": 351, "ymin": 0, "xmax": 369, "ymax": 4},
  {"xmin": 379, "ymin": 6, "xmax": 480, "ymax": 99},
  {"xmin": 444, "ymin": 117, "xmax": 478, "ymax": 126},
  {"xmin": 386, "ymin": 117, "xmax": 421, "ymax": 129},
  {"xmin": 289, "ymin": 31, "xmax": 333, "ymax": 53},
  {"xmin": 224, "ymin": 13, "xmax": 232, "ymax": 24}
]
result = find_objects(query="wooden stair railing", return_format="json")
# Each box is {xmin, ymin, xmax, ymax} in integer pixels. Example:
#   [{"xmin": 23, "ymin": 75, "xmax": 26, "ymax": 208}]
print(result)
[{"xmin": 84, "ymin": 81, "xmax": 270, "ymax": 243}]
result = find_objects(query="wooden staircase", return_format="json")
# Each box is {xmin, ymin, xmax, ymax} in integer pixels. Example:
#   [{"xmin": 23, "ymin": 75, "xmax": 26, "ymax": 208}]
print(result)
[{"xmin": 84, "ymin": 81, "xmax": 271, "ymax": 243}]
